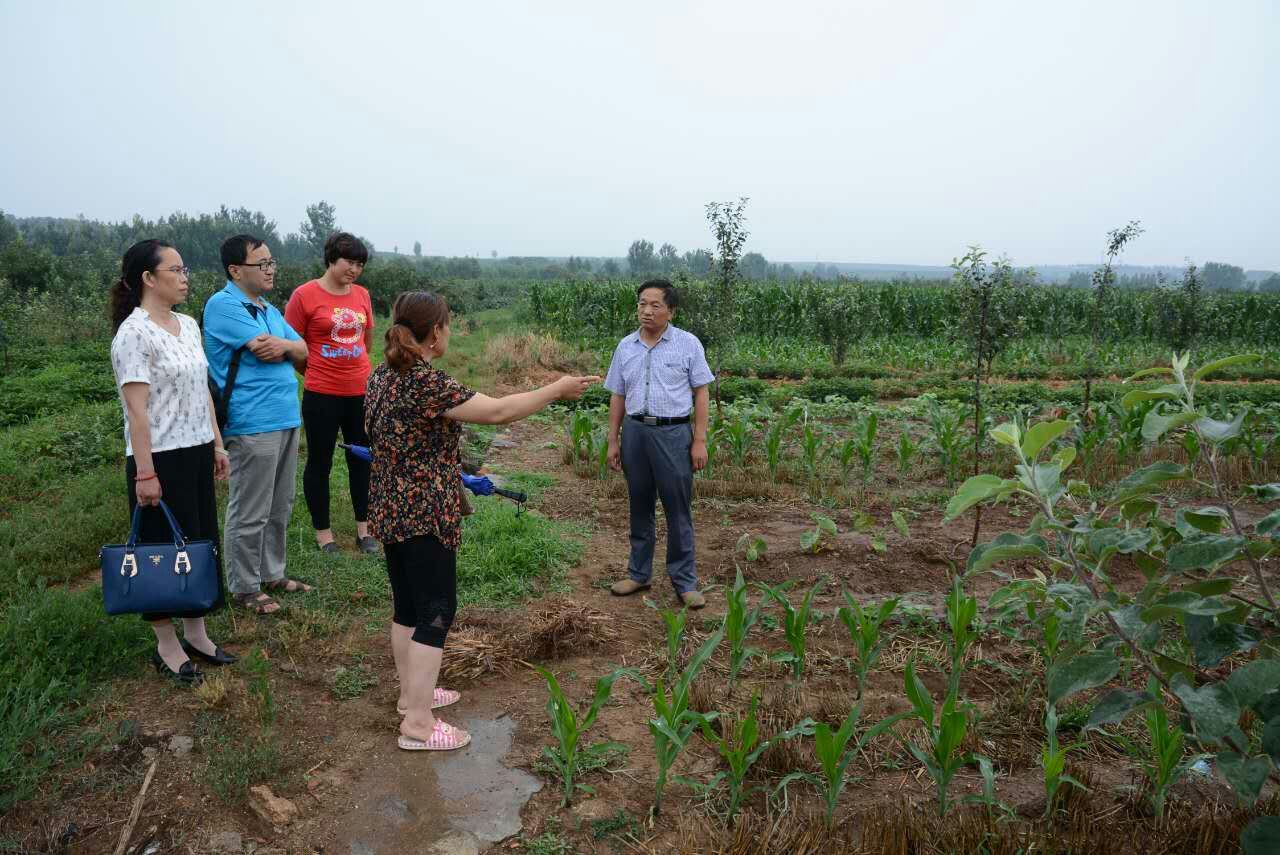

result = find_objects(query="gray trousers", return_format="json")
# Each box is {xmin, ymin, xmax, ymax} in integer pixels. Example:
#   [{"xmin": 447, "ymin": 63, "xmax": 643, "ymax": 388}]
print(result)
[
  {"xmin": 622, "ymin": 421, "xmax": 697, "ymax": 594},
  {"xmin": 224, "ymin": 427, "xmax": 299, "ymax": 595}
]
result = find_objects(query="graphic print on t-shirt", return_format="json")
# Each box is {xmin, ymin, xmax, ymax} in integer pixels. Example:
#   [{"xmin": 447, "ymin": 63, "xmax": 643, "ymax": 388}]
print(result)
[{"xmin": 322, "ymin": 306, "xmax": 367, "ymax": 358}]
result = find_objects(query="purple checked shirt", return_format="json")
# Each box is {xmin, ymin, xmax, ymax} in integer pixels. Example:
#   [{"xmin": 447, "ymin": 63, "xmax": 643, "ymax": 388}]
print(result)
[{"xmin": 603, "ymin": 324, "xmax": 715, "ymax": 418}]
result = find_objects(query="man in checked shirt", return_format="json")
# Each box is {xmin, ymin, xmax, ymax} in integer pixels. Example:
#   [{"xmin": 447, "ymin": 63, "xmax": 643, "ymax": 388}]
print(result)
[{"xmin": 604, "ymin": 279, "xmax": 712, "ymax": 609}]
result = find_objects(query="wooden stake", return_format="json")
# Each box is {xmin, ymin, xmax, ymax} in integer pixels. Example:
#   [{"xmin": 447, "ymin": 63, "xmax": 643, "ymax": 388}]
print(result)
[{"xmin": 113, "ymin": 759, "xmax": 157, "ymax": 855}]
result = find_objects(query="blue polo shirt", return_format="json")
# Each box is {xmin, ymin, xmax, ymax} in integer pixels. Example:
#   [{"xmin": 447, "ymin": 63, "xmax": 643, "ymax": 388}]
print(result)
[{"xmin": 203, "ymin": 282, "xmax": 302, "ymax": 437}]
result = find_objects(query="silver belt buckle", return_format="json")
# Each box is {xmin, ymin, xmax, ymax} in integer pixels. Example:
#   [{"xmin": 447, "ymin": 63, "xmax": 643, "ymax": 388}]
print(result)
[{"xmin": 642, "ymin": 415, "xmax": 658, "ymax": 426}]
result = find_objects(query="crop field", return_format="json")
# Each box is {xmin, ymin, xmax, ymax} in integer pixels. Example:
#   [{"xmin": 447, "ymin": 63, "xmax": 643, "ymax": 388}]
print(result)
[{"xmin": 1, "ymin": 268, "xmax": 1279, "ymax": 853}]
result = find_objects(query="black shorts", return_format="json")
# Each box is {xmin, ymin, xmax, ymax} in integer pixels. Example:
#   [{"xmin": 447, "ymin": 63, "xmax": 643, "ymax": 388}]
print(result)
[{"xmin": 385, "ymin": 534, "xmax": 457, "ymax": 648}]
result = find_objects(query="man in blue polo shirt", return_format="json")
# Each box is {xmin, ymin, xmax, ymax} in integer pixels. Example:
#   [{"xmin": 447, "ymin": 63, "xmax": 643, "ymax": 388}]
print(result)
[
  {"xmin": 204, "ymin": 234, "xmax": 310, "ymax": 615},
  {"xmin": 604, "ymin": 279, "xmax": 713, "ymax": 610}
]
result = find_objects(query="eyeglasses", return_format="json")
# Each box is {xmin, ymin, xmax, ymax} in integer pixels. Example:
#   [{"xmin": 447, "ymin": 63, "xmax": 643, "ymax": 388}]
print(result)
[
  {"xmin": 159, "ymin": 265, "xmax": 191, "ymax": 277},
  {"xmin": 236, "ymin": 260, "xmax": 278, "ymax": 272}
]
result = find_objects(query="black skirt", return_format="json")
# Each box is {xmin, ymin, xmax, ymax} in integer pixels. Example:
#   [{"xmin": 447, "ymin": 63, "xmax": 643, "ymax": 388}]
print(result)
[{"xmin": 125, "ymin": 442, "xmax": 226, "ymax": 621}]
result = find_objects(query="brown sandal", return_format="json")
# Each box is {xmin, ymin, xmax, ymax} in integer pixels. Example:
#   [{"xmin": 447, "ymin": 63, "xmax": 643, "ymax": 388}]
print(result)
[
  {"xmin": 233, "ymin": 591, "xmax": 280, "ymax": 615},
  {"xmin": 265, "ymin": 578, "xmax": 313, "ymax": 594}
]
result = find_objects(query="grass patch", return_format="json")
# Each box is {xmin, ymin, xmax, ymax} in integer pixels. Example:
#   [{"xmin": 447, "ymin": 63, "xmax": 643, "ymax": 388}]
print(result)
[
  {"xmin": 331, "ymin": 663, "xmax": 379, "ymax": 700},
  {"xmin": 457, "ymin": 499, "xmax": 584, "ymax": 608},
  {"xmin": 0, "ymin": 585, "xmax": 150, "ymax": 811}
]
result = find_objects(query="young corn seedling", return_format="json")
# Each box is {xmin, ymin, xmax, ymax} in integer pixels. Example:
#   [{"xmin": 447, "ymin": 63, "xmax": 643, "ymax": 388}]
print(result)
[
  {"xmin": 593, "ymin": 428, "xmax": 609, "ymax": 479},
  {"xmin": 851, "ymin": 412, "xmax": 878, "ymax": 496},
  {"xmin": 658, "ymin": 606, "xmax": 688, "ymax": 681},
  {"xmin": 800, "ymin": 420, "xmax": 828, "ymax": 482},
  {"xmin": 944, "ymin": 574, "xmax": 979, "ymax": 702},
  {"xmin": 899, "ymin": 658, "xmax": 979, "ymax": 817},
  {"xmin": 1088, "ymin": 678, "xmax": 1199, "ymax": 821},
  {"xmin": 648, "ymin": 626, "xmax": 723, "ymax": 816},
  {"xmin": 800, "ymin": 513, "xmax": 838, "ymax": 554},
  {"xmin": 925, "ymin": 399, "xmax": 966, "ymax": 485},
  {"xmin": 724, "ymin": 566, "xmax": 761, "ymax": 691},
  {"xmin": 535, "ymin": 666, "xmax": 630, "ymax": 806},
  {"xmin": 838, "ymin": 592, "xmax": 900, "ymax": 699},
  {"xmin": 696, "ymin": 690, "xmax": 814, "ymax": 822},
  {"xmin": 764, "ymin": 407, "xmax": 803, "ymax": 480},
  {"xmin": 777, "ymin": 702, "xmax": 909, "ymax": 829},
  {"xmin": 1040, "ymin": 702, "xmax": 1087, "ymax": 819},
  {"xmin": 566, "ymin": 409, "xmax": 594, "ymax": 463},
  {"xmin": 723, "ymin": 410, "xmax": 754, "ymax": 468},
  {"xmin": 757, "ymin": 579, "xmax": 823, "ymax": 679},
  {"xmin": 896, "ymin": 429, "xmax": 919, "ymax": 475},
  {"xmin": 702, "ymin": 430, "xmax": 719, "ymax": 479}
]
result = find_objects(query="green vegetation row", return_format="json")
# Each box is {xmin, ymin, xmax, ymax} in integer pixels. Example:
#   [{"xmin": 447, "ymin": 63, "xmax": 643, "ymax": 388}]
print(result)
[{"xmin": 527, "ymin": 277, "xmax": 1280, "ymax": 350}]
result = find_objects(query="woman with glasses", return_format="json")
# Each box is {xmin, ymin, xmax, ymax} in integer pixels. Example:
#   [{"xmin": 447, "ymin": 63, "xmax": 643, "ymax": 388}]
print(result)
[
  {"xmin": 285, "ymin": 232, "xmax": 378, "ymax": 554},
  {"xmin": 108, "ymin": 239, "xmax": 236, "ymax": 685}
]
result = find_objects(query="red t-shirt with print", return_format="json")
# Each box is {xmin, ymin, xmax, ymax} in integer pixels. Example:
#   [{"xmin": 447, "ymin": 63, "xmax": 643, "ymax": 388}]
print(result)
[{"xmin": 284, "ymin": 280, "xmax": 374, "ymax": 396}]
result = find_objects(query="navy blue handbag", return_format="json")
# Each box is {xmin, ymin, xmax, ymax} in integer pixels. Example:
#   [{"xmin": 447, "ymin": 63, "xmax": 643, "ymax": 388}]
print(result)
[{"xmin": 100, "ymin": 500, "xmax": 219, "ymax": 616}]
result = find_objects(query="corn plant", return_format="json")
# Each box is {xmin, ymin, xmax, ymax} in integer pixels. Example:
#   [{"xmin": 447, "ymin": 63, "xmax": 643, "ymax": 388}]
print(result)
[
  {"xmin": 925, "ymin": 399, "xmax": 966, "ymax": 485},
  {"xmin": 695, "ymin": 691, "xmax": 814, "ymax": 821},
  {"xmin": 734, "ymin": 532, "xmax": 767, "ymax": 563},
  {"xmin": 838, "ymin": 593, "xmax": 900, "ymax": 699},
  {"xmin": 764, "ymin": 407, "xmax": 802, "ymax": 480},
  {"xmin": 757, "ymin": 579, "xmax": 823, "ymax": 679},
  {"xmin": 535, "ymin": 666, "xmax": 630, "ymax": 806},
  {"xmin": 568, "ymin": 409, "xmax": 594, "ymax": 462},
  {"xmin": 702, "ymin": 430, "xmax": 719, "ymax": 479},
  {"xmin": 724, "ymin": 566, "xmax": 760, "ymax": 691},
  {"xmin": 658, "ymin": 606, "xmax": 688, "ymax": 681},
  {"xmin": 593, "ymin": 428, "xmax": 609, "ymax": 479},
  {"xmin": 723, "ymin": 410, "xmax": 754, "ymax": 468},
  {"xmin": 945, "ymin": 353, "xmax": 1280, "ymax": 844},
  {"xmin": 1040, "ymin": 702, "xmax": 1086, "ymax": 819},
  {"xmin": 648, "ymin": 626, "xmax": 723, "ymax": 816},
  {"xmin": 1088, "ymin": 678, "xmax": 1199, "ymax": 820},
  {"xmin": 800, "ymin": 512, "xmax": 837, "ymax": 554},
  {"xmin": 943, "ymin": 575, "xmax": 978, "ymax": 702},
  {"xmin": 777, "ymin": 703, "xmax": 909, "ymax": 829},
  {"xmin": 900, "ymin": 658, "xmax": 979, "ymax": 817},
  {"xmin": 895, "ymin": 429, "xmax": 919, "ymax": 475},
  {"xmin": 849, "ymin": 412, "xmax": 878, "ymax": 495},
  {"xmin": 799, "ymin": 420, "xmax": 828, "ymax": 482}
]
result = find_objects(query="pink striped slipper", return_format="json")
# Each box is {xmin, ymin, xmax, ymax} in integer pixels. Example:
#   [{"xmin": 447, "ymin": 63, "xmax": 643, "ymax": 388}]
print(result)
[
  {"xmin": 397, "ymin": 687, "xmax": 461, "ymax": 715},
  {"xmin": 398, "ymin": 719, "xmax": 471, "ymax": 751}
]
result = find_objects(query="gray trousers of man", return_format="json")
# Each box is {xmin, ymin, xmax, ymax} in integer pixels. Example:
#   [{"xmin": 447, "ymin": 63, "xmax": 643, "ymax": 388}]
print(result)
[
  {"xmin": 622, "ymin": 421, "xmax": 697, "ymax": 594},
  {"xmin": 224, "ymin": 427, "xmax": 299, "ymax": 596}
]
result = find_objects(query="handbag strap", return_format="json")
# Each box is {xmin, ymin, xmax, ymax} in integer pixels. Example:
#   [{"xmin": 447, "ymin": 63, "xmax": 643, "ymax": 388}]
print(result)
[{"xmin": 125, "ymin": 499, "xmax": 188, "ymax": 551}]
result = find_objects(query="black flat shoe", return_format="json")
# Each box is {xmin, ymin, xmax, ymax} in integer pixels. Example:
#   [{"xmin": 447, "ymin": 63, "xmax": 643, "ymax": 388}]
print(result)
[
  {"xmin": 319, "ymin": 542, "xmax": 340, "ymax": 555},
  {"xmin": 181, "ymin": 638, "xmax": 238, "ymax": 667},
  {"xmin": 151, "ymin": 651, "xmax": 202, "ymax": 685}
]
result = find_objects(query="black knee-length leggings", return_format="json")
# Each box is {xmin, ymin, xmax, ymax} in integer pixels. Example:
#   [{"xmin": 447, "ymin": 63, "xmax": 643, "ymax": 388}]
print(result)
[
  {"xmin": 301, "ymin": 390, "xmax": 370, "ymax": 530},
  {"xmin": 385, "ymin": 534, "xmax": 457, "ymax": 649}
]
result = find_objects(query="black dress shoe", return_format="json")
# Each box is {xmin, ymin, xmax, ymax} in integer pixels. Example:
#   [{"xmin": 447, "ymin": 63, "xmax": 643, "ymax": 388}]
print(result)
[
  {"xmin": 151, "ymin": 651, "xmax": 202, "ymax": 685},
  {"xmin": 180, "ymin": 638, "xmax": 238, "ymax": 667}
]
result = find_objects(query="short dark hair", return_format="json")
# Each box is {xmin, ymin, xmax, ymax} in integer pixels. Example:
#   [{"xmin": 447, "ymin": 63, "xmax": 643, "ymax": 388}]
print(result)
[
  {"xmin": 220, "ymin": 234, "xmax": 265, "ymax": 280},
  {"xmin": 637, "ymin": 278, "xmax": 678, "ymax": 309},
  {"xmin": 324, "ymin": 232, "xmax": 369, "ymax": 267}
]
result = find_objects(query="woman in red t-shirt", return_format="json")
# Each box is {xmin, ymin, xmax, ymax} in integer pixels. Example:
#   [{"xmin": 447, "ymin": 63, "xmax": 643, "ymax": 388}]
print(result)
[{"xmin": 285, "ymin": 232, "xmax": 377, "ymax": 554}]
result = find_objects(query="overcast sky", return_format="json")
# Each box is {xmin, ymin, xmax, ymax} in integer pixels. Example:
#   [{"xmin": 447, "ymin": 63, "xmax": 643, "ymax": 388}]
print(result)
[{"xmin": 2, "ymin": 1, "xmax": 1276, "ymax": 269}]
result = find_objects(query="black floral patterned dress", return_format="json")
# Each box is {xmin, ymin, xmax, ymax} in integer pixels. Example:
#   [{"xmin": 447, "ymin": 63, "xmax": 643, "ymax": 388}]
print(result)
[{"xmin": 365, "ymin": 361, "xmax": 476, "ymax": 550}]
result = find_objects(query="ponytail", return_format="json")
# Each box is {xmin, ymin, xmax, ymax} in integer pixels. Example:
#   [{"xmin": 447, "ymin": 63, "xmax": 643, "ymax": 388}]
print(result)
[
  {"xmin": 109, "ymin": 238, "xmax": 174, "ymax": 332},
  {"xmin": 384, "ymin": 322, "xmax": 425, "ymax": 371},
  {"xmin": 383, "ymin": 291, "xmax": 450, "ymax": 372}
]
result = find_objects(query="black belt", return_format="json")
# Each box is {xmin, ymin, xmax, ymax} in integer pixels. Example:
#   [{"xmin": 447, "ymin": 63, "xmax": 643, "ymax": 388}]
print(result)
[{"xmin": 629, "ymin": 414, "xmax": 690, "ymax": 426}]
